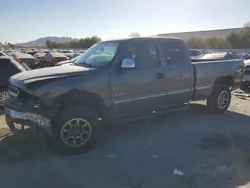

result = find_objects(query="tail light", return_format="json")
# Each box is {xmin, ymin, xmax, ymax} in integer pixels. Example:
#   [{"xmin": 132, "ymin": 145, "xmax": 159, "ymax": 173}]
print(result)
[
  {"xmin": 15, "ymin": 58, "xmax": 20, "ymax": 62},
  {"xmin": 32, "ymin": 59, "xmax": 37, "ymax": 62}
]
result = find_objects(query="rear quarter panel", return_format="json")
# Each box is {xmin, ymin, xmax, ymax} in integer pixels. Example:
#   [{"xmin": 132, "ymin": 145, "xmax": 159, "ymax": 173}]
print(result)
[{"xmin": 192, "ymin": 59, "xmax": 243, "ymax": 99}]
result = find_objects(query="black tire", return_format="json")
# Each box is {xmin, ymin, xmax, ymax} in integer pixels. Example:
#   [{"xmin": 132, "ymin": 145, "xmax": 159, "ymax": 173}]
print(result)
[
  {"xmin": 244, "ymin": 81, "xmax": 250, "ymax": 88},
  {"xmin": 52, "ymin": 106, "xmax": 100, "ymax": 154},
  {"xmin": 207, "ymin": 84, "xmax": 231, "ymax": 114}
]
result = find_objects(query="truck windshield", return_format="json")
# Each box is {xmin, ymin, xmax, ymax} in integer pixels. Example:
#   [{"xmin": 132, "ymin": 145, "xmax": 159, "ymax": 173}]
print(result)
[{"xmin": 75, "ymin": 42, "xmax": 119, "ymax": 68}]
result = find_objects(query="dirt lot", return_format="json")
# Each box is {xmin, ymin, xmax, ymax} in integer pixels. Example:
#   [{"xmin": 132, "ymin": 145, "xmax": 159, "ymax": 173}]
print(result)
[{"xmin": 1, "ymin": 90, "xmax": 250, "ymax": 188}]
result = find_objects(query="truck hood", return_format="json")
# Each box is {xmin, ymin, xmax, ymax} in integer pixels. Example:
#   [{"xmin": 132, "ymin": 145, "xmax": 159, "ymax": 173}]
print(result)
[{"xmin": 10, "ymin": 65, "xmax": 95, "ymax": 86}]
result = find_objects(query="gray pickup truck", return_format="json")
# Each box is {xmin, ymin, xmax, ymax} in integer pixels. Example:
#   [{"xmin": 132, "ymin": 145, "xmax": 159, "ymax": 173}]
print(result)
[{"xmin": 4, "ymin": 37, "xmax": 244, "ymax": 154}]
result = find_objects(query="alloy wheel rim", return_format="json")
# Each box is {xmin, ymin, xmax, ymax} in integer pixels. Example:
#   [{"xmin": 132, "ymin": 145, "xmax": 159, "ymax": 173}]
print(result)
[
  {"xmin": 0, "ymin": 92, "xmax": 8, "ymax": 106},
  {"xmin": 217, "ymin": 90, "xmax": 229, "ymax": 109},
  {"xmin": 60, "ymin": 118, "xmax": 92, "ymax": 147}
]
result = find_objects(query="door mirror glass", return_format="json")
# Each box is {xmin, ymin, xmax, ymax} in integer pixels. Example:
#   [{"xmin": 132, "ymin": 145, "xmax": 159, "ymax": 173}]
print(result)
[{"xmin": 121, "ymin": 59, "xmax": 135, "ymax": 69}]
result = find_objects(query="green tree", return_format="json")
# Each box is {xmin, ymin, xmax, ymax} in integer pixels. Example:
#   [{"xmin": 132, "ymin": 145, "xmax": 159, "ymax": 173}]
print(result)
[
  {"xmin": 45, "ymin": 36, "xmax": 102, "ymax": 49},
  {"xmin": 205, "ymin": 37, "xmax": 231, "ymax": 49},
  {"xmin": 244, "ymin": 22, "xmax": 250, "ymax": 28},
  {"xmin": 185, "ymin": 37, "xmax": 206, "ymax": 49},
  {"xmin": 227, "ymin": 28, "xmax": 250, "ymax": 48},
  {"xmin": 45, "ymin": 40, "xmax": 52, "ymax": 48},
  {"xmin": 70, "ymin": 40, "xmax": 80, "ymax": 48}
]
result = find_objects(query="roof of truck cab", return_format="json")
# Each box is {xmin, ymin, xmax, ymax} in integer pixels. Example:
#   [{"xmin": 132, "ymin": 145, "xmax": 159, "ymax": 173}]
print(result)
[{"xmin": 103, "ymin": 37, "xmax": 183, "ymax": 43}]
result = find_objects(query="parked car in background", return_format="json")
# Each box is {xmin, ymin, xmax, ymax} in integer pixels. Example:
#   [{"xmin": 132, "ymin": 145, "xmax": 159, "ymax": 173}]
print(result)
[
  {"xmin": 79, "ymin": 50, "xmax": 86, "ymax": 53},
  {"xmin": 4, "ymin": 37, "xmax": 244, "ymax": 154},
  {"xmin": 203, "ymin": 50, "xmax": 215, "ymax": 54},
  {"xmin": 44, "ymin": 52, "xmax": 68, "ymax": 66},
  {"xmin": 33, "ymin": 52, "xmax": 46, "ymax": 67},
  {"xmin": 56, "ymin": 55, "xmax": 80, "ymax": 66},
  {"xmin": 0, "ymin": 52, "xmax": 7, "ymax": 56},
  {"xmin": 189, "ymin": 49, "xmax": 204, "ymax": 60},
  {"xmin": 12, "ymin": 52, "xmax": 39, "ymax": 69},
  {"xmin": 27, "ymin": 51, "xmax": 38, "ymax": 56},
  {"xmin": 243, "ymin": 59, "xmax": 250, "ymax": 87},
  {"xmin": 70, "ymin": 53, "xmax": 80, "ymax": 59},
  {"xmin": 63, "ymin": 53, "xmax": 72, "ymax": 59},
  {"xmin": 0, "ymin": 57, "xmax": 27, "ymax": 107},
  {"xmin": 243, "ymin": 54, "xmax": 250, "ymax": 60},
  {"xmin": 199, "ymin": 52, "xmax": 241, "ymax": 60},
  {"xmin": 5, "ymin": 50, "xmax": 15, "ymax": 57}
]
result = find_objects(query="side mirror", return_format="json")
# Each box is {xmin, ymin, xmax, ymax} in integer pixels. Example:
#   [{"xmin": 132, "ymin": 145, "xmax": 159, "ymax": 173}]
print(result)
[{"xmin": 121, "ymin": 59, "xmax": 135, "ymax": 69}]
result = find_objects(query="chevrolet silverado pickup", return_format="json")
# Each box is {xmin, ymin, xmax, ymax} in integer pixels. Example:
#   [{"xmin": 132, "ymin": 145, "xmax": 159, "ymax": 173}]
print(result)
[{"xmin": 4, "ymin": 37, "xmax": 244, "ymax": 154}]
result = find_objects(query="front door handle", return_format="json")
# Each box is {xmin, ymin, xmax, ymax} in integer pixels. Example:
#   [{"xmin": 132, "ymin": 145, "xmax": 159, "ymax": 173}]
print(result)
[{"xmin": 156, "ymin": 73, "xmax": 165, "ymax": 79}]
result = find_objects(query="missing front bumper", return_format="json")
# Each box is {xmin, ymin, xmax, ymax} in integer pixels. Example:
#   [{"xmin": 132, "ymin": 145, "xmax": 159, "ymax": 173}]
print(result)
[
  {"xmin": 5, "ymin": 108, "xmax": 51, "ymax": 127},
  {"xmin": 4, "ymin": 107, "xmax": 53, "ymax": 136}
]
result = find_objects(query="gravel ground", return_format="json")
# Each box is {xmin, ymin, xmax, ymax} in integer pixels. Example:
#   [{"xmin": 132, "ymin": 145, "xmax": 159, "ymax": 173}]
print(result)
[{"xmin": 1, "ymin": 90, "xmax": 250, "ymax": 188}]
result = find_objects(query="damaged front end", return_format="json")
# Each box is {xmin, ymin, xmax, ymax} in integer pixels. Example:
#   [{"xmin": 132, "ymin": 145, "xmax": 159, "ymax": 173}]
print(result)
[
  {"xmin": 4, "ymin": 65, "xmax": 94, "ymax": 137},
  {"xmin": 5, "ymin": 106, "xmax": 53, "ymax": 136},
  {"xmin": 4, "ymin": 82, "xmax": 56, "ymax": 137},
  {"xmin": 5, "ymin": 108, "xmax": 51, "ymax": 127}
]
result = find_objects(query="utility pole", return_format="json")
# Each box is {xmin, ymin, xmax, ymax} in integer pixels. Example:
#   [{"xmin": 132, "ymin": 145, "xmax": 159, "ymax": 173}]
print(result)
[{"xmin": 67, "ymin": 31, "xmax": 69, "ymax": 49}]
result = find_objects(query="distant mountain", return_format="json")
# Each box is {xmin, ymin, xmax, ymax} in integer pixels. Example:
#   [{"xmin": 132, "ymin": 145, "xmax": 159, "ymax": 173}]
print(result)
[{"xmin": 15, "ymin": 36, "xmax": 75, "ymax": 47}]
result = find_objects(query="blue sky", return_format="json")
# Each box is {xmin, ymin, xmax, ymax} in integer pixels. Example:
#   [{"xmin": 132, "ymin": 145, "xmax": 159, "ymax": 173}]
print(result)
[{"xmin": 0, "ymin": 0, "xmax": 249, "ymax": 43}]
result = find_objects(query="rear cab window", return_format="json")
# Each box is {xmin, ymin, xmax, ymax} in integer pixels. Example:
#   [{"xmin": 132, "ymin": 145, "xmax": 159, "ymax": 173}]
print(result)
[{"xmin": 161, "ymin": 40, "xmax": 187, "ymax": 66}]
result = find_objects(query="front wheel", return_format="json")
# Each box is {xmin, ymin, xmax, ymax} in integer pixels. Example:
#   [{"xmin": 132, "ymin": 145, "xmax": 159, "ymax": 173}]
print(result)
[
  {"xmin": 207, "ymin": 84, "xmax": 231, "ymax": 114},
  {"xmin": 52, "ymin": 106, "xmax": 100, "ymax": 154}
]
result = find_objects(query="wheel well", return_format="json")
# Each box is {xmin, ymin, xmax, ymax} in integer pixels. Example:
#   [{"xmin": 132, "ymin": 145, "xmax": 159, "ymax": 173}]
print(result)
[
  {"xmin": 213, "ymin": 76, "xmax": 234, "ymax": 90},
  {"xmin": 57, "ymin": 90, "xmax": 106, "ymax": 119}
]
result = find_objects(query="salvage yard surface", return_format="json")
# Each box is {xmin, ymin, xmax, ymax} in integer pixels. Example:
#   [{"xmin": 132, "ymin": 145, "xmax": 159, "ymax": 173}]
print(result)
[{"xmin": 1, "ymin": 90, "xmax": 250, "ymax": 188}]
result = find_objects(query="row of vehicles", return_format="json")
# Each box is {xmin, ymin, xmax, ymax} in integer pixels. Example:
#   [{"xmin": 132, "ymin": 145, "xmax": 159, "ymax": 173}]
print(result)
[
  {"xmin": 0, "ymin": 50, "xmax": 82, "ymax": 106},
  {"xmin": 1, "ymin": 37, "xmax": 245, "ymax": 154},
  {"xmin": 0, "ymin": 49, "xmax": 84, "ymax": 69}
]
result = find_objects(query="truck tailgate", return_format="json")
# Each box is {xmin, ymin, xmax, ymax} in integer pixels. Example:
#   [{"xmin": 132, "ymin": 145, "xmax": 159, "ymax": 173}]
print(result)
[{"xmin": 192, "ymin": 59, "xmax": 244, "ymax": 99}]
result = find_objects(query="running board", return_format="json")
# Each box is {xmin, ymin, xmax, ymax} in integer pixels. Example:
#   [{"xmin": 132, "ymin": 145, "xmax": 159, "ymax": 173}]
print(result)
[{"xmin": 120, "ymin": 104, "xmax": 190, "ymax": 123}]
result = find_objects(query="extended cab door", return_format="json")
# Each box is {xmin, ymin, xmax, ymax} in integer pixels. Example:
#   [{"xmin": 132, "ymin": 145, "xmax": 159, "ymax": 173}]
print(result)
[
  {"xmin": 159, "ymin": 39, "xmax": 194, "ymax": 104},
  {"xmin": 110, "ymin": 40, "xmax": 168, "ymax": 119}
]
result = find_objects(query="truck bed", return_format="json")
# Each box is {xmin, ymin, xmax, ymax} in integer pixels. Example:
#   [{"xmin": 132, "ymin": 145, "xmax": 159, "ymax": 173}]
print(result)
[{"xmin": 192, "ymin": 59, "xmax": 244, "ymax": 100}]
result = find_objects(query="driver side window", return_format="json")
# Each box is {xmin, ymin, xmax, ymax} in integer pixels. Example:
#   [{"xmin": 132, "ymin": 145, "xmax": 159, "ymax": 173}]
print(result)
[{"xmin": 123, "ymin": 41, "xmax": 160, "ymax": 69}]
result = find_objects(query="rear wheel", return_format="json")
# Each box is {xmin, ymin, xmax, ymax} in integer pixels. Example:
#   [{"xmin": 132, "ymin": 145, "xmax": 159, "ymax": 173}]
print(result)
[
  {"xmin": 207, "ymin": 84, "xmax": 231, "ymax": 114},
  {"xmin": 52, "ymin": 106, "xmax": 100, "ymax": 154},
  {"xmin": 241, "ymin": 81, "xmax": 250, "ymax": 89}
]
